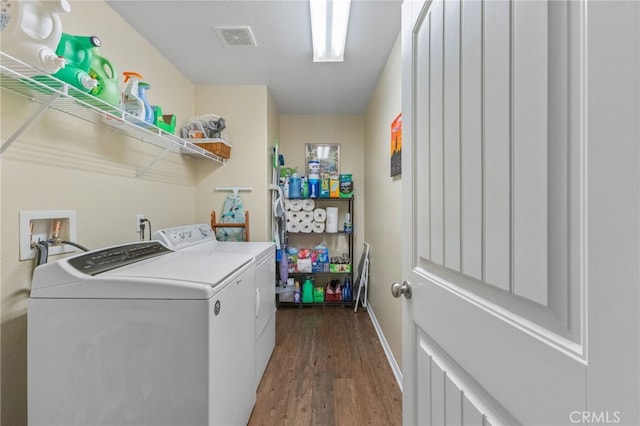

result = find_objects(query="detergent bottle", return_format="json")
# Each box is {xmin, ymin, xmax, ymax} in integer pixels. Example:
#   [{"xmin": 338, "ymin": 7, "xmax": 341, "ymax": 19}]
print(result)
[
  {"xmin": 122, "ymin": 71, "xmax": 145, "ymax": 121},
  {"xmin": 137, "ymin": 82, "xmax": 154, "ymax": 124},
  {"xmin": 87, "ymin": 49, "xmax": 119, "ymax": 108},
  {"xmin": 0, "ymin": 0, "xmax": 70, "ymax": 75},
  {"xmin": 302, "ymin": 278, "xmax": 314, "ymax": 303},
  {"xmin": 52, "ymin": 34, "xmax": 100, "ymax": 91}
]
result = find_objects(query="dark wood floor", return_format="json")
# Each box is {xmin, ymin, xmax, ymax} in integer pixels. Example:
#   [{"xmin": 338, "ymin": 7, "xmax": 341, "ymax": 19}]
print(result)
[{"xmin": 248, "ymin": 307, "xmax": 402, "ymax": 426}]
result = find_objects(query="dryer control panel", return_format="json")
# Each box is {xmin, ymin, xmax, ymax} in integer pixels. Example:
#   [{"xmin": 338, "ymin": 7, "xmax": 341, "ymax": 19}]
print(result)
[
  {"xmin": 153, "ymin": 224, "xmax": 216, "ymax": 250},
  {"xmin": 67, "ymin": 241, "xmax": 173, "ymax": 276}
]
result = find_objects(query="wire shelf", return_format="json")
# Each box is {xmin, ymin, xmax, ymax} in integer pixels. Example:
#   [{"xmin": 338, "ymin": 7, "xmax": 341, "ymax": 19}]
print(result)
[{"xmin": 0, "ymin": 51, "xmax": 226, "ymax": 174}]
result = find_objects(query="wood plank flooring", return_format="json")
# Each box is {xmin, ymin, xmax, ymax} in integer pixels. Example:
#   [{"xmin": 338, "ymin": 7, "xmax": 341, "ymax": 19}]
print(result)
[{"xmin": 248, "ymin": 307, "xmax": 402, "ymax": 426}]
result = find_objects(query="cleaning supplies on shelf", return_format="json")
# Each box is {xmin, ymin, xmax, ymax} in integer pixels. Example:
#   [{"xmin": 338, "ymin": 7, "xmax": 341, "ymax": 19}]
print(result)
[
  {"xmin": 152, "ymin": 105, "xmax": 177, "ymax": 134},
  {"xmin": 0, "ymin": 0, "xmax": 70, "ymax": 75},
  {"xmin": 137, "ymin": 81, "xmax": 154, "ymax": 124},
  {"xmin": 343, "ymin": 275, "xmax": 352, "ymax": 302},
  {"xmin": 52, "ymin": 33, "xmax": 100, "ymax": 92},
  {"xmin": 289, "ymin": 173, "xmax": 301, "ymax": 199},
  {"xmin": 339, "ymin": 174, "xmax": 353, "ymax": 198},
  {"xmin": 87, "ymin": 47, "xmax": 119, "ymax": 108},
  {"xmin": 308, "ymin": 175, "xmax": 320, "ymax": 198},
  {"xmin": 302, "ymin": 278, "xmax": 314, "ymax": 303},
  {"xmin": 122, "ymin": 71, "xmax": 145, "ymax": 122}
]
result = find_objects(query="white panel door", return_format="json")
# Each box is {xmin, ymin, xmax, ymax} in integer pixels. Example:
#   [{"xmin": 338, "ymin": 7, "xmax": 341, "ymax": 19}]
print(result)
[{"xmin": 400, "ymin": 0, "xmax": 639, "ymax": 424}]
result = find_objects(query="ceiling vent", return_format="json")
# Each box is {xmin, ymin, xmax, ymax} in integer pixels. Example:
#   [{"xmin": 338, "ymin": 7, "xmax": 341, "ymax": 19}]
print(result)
[{"xmin": 215, "ymin": 26, "xmax": 257, "ymax": 47}]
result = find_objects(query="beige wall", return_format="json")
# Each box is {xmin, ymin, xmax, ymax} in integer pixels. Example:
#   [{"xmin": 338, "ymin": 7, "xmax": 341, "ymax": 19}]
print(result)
[
  {"xmin": 0, "ymin": 2, "xmax": 199, "ymax": 424},
  {"xmin": 363, "ymin": 36, "xmax": 403, "ymax": 369},
  {"xmin": 193, "ymin": 86, "xmax": 275, "ymax": 241},
  {"xmin": 279, "ymin": 115, "xmax": 365, "ymax": 262}
]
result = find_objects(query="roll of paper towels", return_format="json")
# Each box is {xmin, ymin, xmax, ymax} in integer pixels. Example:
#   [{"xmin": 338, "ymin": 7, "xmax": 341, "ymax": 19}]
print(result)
[
  {"xmin": 302, "ymin": 199, "xmax": 315, "ymax": 211},
  {"xmin": 313, "ymin": 208, "xmax": 326, "ymax": 222},
  {"xmin": 299, "ymin": 220, "xmax": 313, "ymax": 233},
  {"xmin": 301, "ymin": 211, "xmax": 314, "ymax": 222},
  {"xmin": 289, "ymin": 200, "xmax": 302, "ymax": 211},
  {"xmin": 286, "ymin": 222, "xmax": 300, "ymax": 233},
  {"xmin": 326, "ymin": 207, "xmax": 338, "ymax": 233},
  {"xmin": 312, "ymin": 222, "xmax": 325, "ymax": 233},
  {"xmin": 286, "ymin": 211, "xmax": 301, "ymax": 222}
]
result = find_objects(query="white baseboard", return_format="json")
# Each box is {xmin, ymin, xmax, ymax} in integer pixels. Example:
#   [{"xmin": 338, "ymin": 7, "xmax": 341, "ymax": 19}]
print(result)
[{"xmin": 365, "ymin": 304, "xmax": 403, "ymax": 392}]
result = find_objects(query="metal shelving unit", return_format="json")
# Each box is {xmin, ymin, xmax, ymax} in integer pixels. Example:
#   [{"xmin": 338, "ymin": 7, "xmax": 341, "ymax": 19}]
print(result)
[
  {"xmin": 277, "ymin": 196, "xmax": 354, "ymax": 308},
  {"xmin": 0, "ymin": 52, "xmax": 226, "ymax": 178}
]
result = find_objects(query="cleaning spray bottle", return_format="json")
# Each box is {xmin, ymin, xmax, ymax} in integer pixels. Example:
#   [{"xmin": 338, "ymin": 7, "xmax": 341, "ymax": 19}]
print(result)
[
  {"xmin": 137, "ymin": 81, "xmax": 154, "ymax": 124},
  {"xmin": 0, "ymin": 0, "xmax": 70, "ymax": 75},
  {"xmin": 122, "ymin": 71, "xmax": 145, "ymax": 122}
]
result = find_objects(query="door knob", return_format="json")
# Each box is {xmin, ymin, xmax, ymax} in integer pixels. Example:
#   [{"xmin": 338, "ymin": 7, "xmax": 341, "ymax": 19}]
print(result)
[{"xmin": 391, "ymin": 281, "xmax": 412, "ymax": 299}]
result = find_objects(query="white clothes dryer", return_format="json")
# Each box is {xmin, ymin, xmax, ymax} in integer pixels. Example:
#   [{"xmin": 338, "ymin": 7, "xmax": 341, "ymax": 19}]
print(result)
[{"xmin": 153, "ymin": 224, "xmax": 276, "ymax": 390}]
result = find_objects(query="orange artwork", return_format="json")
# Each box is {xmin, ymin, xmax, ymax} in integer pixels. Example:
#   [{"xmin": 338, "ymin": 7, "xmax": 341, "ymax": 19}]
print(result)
[{"xmin": 390, "ymin": 113, "xmax": 402, "ymax": 177}]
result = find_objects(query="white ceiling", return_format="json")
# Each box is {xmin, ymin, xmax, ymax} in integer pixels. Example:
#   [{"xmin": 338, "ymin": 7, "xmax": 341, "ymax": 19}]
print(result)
[{"xmin": 105, "ymin": 0, "xmax": 402, "ymax": 115}]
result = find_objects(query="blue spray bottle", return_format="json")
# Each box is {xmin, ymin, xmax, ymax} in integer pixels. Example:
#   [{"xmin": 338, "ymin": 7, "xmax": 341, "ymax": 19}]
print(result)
[{"xmin": 137, "ymin": 81, "xmax": 154, "ymax": 124}]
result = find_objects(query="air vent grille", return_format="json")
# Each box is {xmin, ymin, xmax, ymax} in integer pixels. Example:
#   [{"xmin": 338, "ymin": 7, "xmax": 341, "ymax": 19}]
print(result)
[{"xmin": 215, "ymin": 26, "xmax": 257, "ymax": 47}]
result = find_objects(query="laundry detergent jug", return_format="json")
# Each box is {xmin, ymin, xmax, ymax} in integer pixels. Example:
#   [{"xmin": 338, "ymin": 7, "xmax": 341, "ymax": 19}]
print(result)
[
  {"xmin": 87, "ymin": 49, "xmax": 119, "ymax": 108},
  {"xmin": 302, "ymin": 278, "xmax": 314, "ymax": 304},
  {"xmin": 52, "ymin": 33, "xmax": 100, "ymax": 92},
  {"xmin": 0, "ymin": 0, "xmax": 70, "ymax": 75}
]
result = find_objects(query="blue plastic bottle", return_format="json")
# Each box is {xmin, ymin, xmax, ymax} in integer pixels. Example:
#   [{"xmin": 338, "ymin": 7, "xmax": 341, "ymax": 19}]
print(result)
[
  {"xmin": 289, "ymin": 174, "xmax": 301, "ymax": 199},
  {"xmin": 343, "ymin": 276, "xmax": 352, "ymax": 302},
  {"xmin": 137, "ymin": 81, "xmax": 154, "ymax": 124}
]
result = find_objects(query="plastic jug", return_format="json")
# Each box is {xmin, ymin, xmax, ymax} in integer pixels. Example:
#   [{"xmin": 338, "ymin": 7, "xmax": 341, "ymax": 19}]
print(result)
[
  {"xmin": 53, "ymin": 33, "xmax": 100, "ymax": 91},
  {"xmin": 302, "ymin": 278, "xmax": 314, "ymax": 303},
  {"xmin": 289, "ymin": 174, "xmax": 301, "ymax": 199},
  {"xmin": 137, "ymin": 82, "xmax": 154, "ymax": 124},
  {"xmin": 0, "ymin": 0, "xmax": 70, "ymax": 75},
  {"xmin": 88, "ymin": 49, "xmax": 119, "ymax": 108},
  {"xmin": 343, "ymin": 276, "xmax": 352, "ymax": 302}
]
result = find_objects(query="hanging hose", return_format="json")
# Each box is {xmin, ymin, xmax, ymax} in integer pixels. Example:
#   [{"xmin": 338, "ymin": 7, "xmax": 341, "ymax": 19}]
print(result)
[
  {"xmin": 32, "ymin": 240, "xmax": 90, "ymax": 268},
  {"xmin": 33, "ymin": 241, "xmax": 49, "ymax": 267},
  {"xmin": 60, "ymin": 240, "xmax": 90, "ymax": 252}
]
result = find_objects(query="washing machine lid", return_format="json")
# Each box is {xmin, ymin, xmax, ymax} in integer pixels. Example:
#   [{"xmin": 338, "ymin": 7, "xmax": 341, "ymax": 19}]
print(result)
[{"xmin": 31, "ymin": 241, "xmax": 253, "ymax": 300}]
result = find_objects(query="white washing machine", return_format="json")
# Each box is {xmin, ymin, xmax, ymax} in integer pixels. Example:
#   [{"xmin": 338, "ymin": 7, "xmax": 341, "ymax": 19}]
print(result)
[{"xmin": 28, "ymin": 224, "xmax": 274, "ymax": 426}]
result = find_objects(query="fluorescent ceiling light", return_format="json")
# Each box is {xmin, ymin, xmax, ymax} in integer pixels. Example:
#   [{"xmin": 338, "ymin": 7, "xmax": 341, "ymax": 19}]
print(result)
[{"xmin": 310, "ymin": 0, "xmax": 351, "ymax": 62}]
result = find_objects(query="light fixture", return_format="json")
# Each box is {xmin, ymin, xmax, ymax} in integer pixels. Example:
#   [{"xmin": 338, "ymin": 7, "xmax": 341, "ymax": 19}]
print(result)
[{"xmin": 309, "ymin": 0, "xmax": 351, "ymax": 62}]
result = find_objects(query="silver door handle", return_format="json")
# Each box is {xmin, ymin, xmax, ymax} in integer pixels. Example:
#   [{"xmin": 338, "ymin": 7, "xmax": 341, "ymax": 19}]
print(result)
[{"xmin": 391, "ymin": 281, "xmax": 412, "ymax": 299}]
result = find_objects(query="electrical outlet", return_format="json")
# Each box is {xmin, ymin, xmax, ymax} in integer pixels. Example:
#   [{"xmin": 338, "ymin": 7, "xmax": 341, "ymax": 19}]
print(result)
[{"xmin": 136, "ymin": 214, "xmax": 145, "ymax": 233}]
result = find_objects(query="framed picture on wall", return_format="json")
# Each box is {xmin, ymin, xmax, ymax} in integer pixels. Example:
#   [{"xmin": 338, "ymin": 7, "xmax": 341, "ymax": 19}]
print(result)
[
  {"xmin": 390, "ymin": 113, "xmax": 402, "ymax": 177},
  {"xmin": 305, "ymin": 143, "xmax": 340, "ymax": 178}
]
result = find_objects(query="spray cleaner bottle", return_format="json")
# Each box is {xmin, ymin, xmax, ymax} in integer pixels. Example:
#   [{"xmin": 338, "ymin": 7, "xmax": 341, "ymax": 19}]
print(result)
[
  {"xmin": 0, "ymin": 0, "xmax": 70, "ymax": 75},
  {"xmin": 137, "ymin": 81, "xmax": 154, "ymax": 124},
  {"xmin": 122, "ymin": 71, "xmax": 145, "ymax": 122}
]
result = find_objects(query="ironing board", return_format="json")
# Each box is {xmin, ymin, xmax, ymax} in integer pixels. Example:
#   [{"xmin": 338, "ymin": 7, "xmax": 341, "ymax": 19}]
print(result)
[
  {"xmin": 354, "ymin": 242, "xmax": 370, "ymax": 313},
  {"xmin": 212, "ymin": 191, "xmax": 248, "ymax": 241},
  {"xmin": 211, "ymin": 210, "xmax": 250, "ymax": 241}
]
